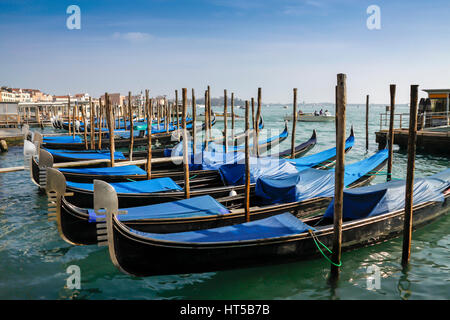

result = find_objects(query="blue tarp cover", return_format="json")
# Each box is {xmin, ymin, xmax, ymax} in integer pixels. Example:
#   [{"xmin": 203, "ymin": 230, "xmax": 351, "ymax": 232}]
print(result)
[
  {"xmin": 43, "ymin": 136, "xmax": 83, "ymax": 143},
  {"xmin": 128, "ymin": 212, "xmax": 315, "ymax": 243},
  {"xmin": 60, "ymin": 165, "xmax": 146, "ymax": 176},
  {"xmin": 323, "ymin": 168, "xmax": 450, "ymax": 220},
  {"xmin": 255, "ymin": 149, "xmax": 388, "ymax": 204},
  {"xmin": 67, "ymin": 177, "xmax": 182, "ymax": 193},
  {"xmin": 170, "ymin": 127, "xmax": 287, "ymax": 156},
  {"xmin": 44, "ymin": 148, "xmax": 126, "ymax": 160},
  {"xmin": 87, "ymin": 195, "xmax": 230, "ymax": 222},
  {"xmin": 286, "ymin": 134, "xmax": 354, "ymax": 171}
]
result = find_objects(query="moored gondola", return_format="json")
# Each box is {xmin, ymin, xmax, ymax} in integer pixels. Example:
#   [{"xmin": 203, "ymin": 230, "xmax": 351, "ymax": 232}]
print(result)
[
  {"xmin": 41, "ymin": 117, "xmax": 210, "ymax": 150},
  {"xmin": 45, "ymin": 148, "xmax": 387, "ymax": 245},
  {"xmin": 93, "ymin": 169, "xmax": 450, "ymax": 277},
  {"xmin": 45, "ymin": 127, "xmax": 351, "ymax": 209},
  {"xmin": 31, "ymin": 131, "xmax": 313, "ymax": 187}
]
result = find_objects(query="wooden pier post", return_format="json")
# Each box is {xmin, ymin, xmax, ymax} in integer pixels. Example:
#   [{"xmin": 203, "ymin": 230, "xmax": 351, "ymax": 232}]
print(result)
[
  {"xmin": 72, "ymin": 102, "xmax": 77, "ymax": 138},
  {"xmin": 331, "ymin": 74, "xmax": 347, "ymax": 279},
  {"xmin": 245, "ymin": 100, "xmax": 251, "ymax": 223},
  {"xmin": 204, "ymin": 90, "xmax": 209, "ymax": 151},
  {"xmin": 68, "ymin": 96, "xmax": 72, "ymax": 135},
  {"xmin": 224, "ymin": 89, "xmax": 228, "ymax": 153},
  {"xmin": 231, "ymin": 92, "xmax": 235, "ymax": 143},
  {"xmin": 182, "ymin": 88, "xmax": 190, "ymax": 198},
  {"xmin": 251, "ymin": 98, "xmax": 256, "ymax": 153},
  {"xmin": 207, "ymin": 86, "xmax": 212, "ymax": 140},
  {"xmin": 256, "ymin": 88, "xmax": 262, "ymax": 157},
  {"xmin": 157, "ymin": 95, "xmax": 161, "ymax": 130},
  {"xmin": 387, "ymin": 85, "xmax": 396, "ymax": 181},
  {"xmin": 192, "ymin": 89, "xmax": 197, "ymax": 154},
  {"xmin": 251, "ymin": 98, "xmax": 255, "ymax": 129},
  {"xmin": 145, "ymin": 91, "xmax": 152, "ymax": 180},
  {"xmin": 128, "ymin": 92, "xmax": 134, "ymax": 161},
  {"xmin": 401, "ymin": 85, "xmax": 419, "ymax": 267},
  {"xmin": 291, "ymin": 88, "xmax": 298, "ymax": 159},
  {"xmin": 175, "ymin": 90, "xmax": 179, "ymax": 134},
  {"xmin": 98, "ymin": 98, "xmax": 103, "ymax": 149},
  {"xmin": 90, "ymin": 97, "xmax": 95, "ymax": 150},
  {"xmin": 366, "ymin": 95, "xmax": 369, "ymax": 151},
  {"xmin": 105, "ymin": 93, "xmax": 115, "ymax": 167},
  {"xmin": 81, "ymin": 105, "xmax": 88, "ymax": 150}
]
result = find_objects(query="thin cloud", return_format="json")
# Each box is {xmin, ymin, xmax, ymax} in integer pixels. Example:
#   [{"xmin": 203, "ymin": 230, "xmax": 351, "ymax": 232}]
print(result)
[{"xmin": 112, "ymin": 32, "xmax": 153, "ymax": 42}]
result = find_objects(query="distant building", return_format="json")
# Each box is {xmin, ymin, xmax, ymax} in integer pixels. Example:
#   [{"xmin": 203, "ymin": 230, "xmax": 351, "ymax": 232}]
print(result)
[
  {"xmin": 100, "ymin": 93, "xmax": 124, "ymax": 106},
  {"xmin": 0, "ymin": 89, "xmax": 18, "ymax": 102},
  {"xmin": 53, "ymin": 95, "xmax": 72, "ymax": 103},
  {"xmin": 74, "ymin": 93, "xmax": 90, "ymax": 102}
]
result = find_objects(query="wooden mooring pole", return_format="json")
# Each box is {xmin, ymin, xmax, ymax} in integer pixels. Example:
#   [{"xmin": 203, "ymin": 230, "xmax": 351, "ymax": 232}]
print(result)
[
  {"xmin": 105, "ymin": 93, "xmax": 115, "ymax": 167},
  {"xmin": 401, "ymin": 85, "xmax": 419, "ymax": 267},
  {"xmin": 98, "ymin": 98, "xmax": 103, "ymax": 149},
  {"xmin": 204, "ymin": 90, "xmax": 209, "ymax": 151},
  {"xmin": 192, "ymin": 89, "xmax": 197, "ymax": 155},
  {"xmin": 145, "ymin": 90, "xmax": 152, "ymax": 180},
  {"xmin": 366, "ymin": 95, "xmax": 369, "ymax": 151},
  {"xmin": 245, "ymin": 100, "xmax": 251, "ymax": 223},
  {"xmin": 256, "ymin": 88, "xmax": 262, "ymax": 157},
  {"xmin": 128, "ymin": 92, "xmax": 134, "ymax": 161},
  {"xmin": 291, "ymin": 88, "xmax": 298, "ymax": 159},
  {"xmin": 231, "ymin": 92, "xmax": 235, "ymax": 143},
  {"xmin": 182, "ymin": 88, "xmax": 190, "ymax": 199},
  {"xmin": 224, "ymin": 89, "xmax": 228, "ymax": 153},
  {"xmin": 68, "ymin": 96, "xmax": 71, "ymax": 135},
  {"xmin": 90, "ymin": 97, "xmax": 95, "ymax": 150},
  {"xmin": 81, "ymin": 105, "xmax": 88, "ymax": 150},
  {"xmin": 331, "ymin": 73, "xmax": 347, "ymax": 280},
  {"xmin": 387, "ymin": 85, "xmax": 396, "ymax": 181}
]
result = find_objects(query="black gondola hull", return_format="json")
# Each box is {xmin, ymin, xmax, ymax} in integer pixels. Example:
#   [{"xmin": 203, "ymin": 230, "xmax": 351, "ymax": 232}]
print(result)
[{"xmin": 111, "ymin": 194, "xmax": 450, "ymax": 277}]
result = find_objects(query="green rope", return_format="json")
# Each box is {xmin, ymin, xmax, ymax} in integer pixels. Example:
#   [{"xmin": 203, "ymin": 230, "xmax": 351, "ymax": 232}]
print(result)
[
  {"xmin": 309, "ymin": 230, "xmax": 342, "ymax": 267},
  {"xmin": 189, "ymin": 174, "xmax": 198, "ymax": 180},
  {"xmin": 126, "ymin": 178, "xmax": 136, "ymax": 182}
]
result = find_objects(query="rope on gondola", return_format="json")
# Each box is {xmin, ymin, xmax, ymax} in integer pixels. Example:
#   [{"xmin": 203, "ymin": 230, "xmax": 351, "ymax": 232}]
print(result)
[{"xmin": 308, "ymin": 230, "xmax": 342, "ymax": 267}]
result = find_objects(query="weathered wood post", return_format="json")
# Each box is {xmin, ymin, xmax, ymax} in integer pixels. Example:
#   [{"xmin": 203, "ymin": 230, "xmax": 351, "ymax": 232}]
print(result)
[
  {"xmin": 68, "ymin": 96, "xmax": 72, "ymax": 135},
  {"xmin": 291, "ymin": 88, "xmax": 298, "ymax": 159},
  {"xmin": 245, "ymin": 100, "xmax": 251, "ymax": 222},
  {"xmin": 145, "ymin": 91, "xmax": 152, "ymax": 180},
  {"xmin": 366, "ymin": 95, "xmax": 369, "ymax": 151},
  {"xmin": 128, "ymin": 92, "xmax": 134, "ymax": 161},
  {"xmin": 387, "ymin": 85, "xmax": 396, "ymax": 181},
  {"xmin": 223, "ymin": 89, "xmax": 228, "ymax": 153},
  {"xmin": 105, "ymin": 93, "xmax": 115, "ymax": 167},
  {"xmin": 204, "ymin": 90, "xmax": 209, "ymax": 151},
  {"xmin": 72, "ymin": 102, "xmax": 77, "ymax": 138},
  {"xmin": 231, "ymin": 92, "xmax": 235, "ymax": 143},
  {"xmin": 175, "ymin": 90, "xmax": 179, "ymax": 134},
  {"xmin": 251, "ymin": 98, "xmax": 256, "ymax": 153},
  {"xmin": 157, "ymin": 94, "xmax": 161, "ymax": 130},
  {"xmin": 251, "ymin": 98, "xmax": 255, "ymax": 129},
  {"xmin": 192, "ymin": 89, "xmax": 197, "ymax": 155},
  {"xmin": 255, "ymin": 88, "xmax": 262, "ymax": 157},
  {"xmin": 90, "ymin": 97, "xmax": 95, "ymax": 150},
  {"xmin": 98, "ymin": 98, "xmax": 103, "ymax": 149},
  {"xmin": 401, "ymin": 85, "xmax": 419, "ymax": 267},
  {"xmin": 81, "ymin": 105, "xmax": 88, "ymax": 150},
  {"xmin": 182, "ymin": 88, "xmax": 190, "ymax": 199},
  {"xmin": 331, "ymin": 74, "xmax": 347, "ymax": 279}
]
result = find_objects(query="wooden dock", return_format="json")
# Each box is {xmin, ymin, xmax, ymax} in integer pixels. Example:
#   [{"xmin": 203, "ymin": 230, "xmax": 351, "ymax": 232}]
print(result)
[{"xmin": 375, "ymin": 128, "xmax": 450, "ymax": 154}]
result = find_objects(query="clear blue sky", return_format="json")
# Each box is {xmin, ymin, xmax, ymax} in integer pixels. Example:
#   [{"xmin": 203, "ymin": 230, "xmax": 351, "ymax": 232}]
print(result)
[{"xmin": 1, "ymin": 0, "xmax": 449, "ymax": 103}]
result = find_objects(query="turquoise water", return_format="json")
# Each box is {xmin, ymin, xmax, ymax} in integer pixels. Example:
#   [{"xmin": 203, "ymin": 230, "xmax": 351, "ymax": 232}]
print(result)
[{"xmin": 0, "ymin": 104, "xmax": 449, "ymax": 300}]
